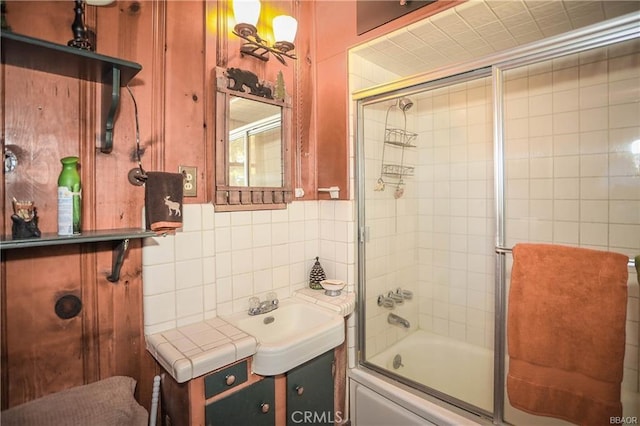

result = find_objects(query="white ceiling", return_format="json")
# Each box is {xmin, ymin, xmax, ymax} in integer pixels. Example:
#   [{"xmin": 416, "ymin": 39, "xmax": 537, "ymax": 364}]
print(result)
[{"xmin": 351, "ymin": 0, "xmax": 640, "ymax": 77}]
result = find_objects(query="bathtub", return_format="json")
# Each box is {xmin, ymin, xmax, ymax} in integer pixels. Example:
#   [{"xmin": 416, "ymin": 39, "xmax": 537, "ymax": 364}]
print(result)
[
  {"xmin": 368, "ymin": 330, "xmax": 494, "ymax": 413},
  {"xmin": 349, "ymin": 330, "xmax": 492, "ymax": 426},
  {"xmin": 352, "ymin": 330, "xmax": 639, "ymax": 425}
]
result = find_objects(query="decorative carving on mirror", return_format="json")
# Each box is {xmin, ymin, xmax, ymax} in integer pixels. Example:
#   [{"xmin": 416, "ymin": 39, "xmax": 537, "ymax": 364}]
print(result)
[{"xmin": 214, "ymin": 67, "xmax": 293, "ymax": 211}]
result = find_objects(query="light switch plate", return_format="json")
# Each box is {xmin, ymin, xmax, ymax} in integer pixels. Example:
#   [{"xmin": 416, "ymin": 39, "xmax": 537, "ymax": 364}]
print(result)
[{"xmin": 179, "ymin": 166, "xmax": 197, "ymax": 197}]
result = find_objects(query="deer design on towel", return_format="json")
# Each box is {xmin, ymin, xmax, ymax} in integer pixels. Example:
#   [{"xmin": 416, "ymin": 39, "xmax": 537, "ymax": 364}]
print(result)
[{"xmin": 164, "ymin": 196, "xmax": 181, "ymax": 216}]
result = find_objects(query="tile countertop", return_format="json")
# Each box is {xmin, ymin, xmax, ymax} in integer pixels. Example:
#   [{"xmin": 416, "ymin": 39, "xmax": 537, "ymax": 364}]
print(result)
[
  {"xmin": 146, "ymin": 291, "xmax": 356, "ymax": 383},
  {"xmin": 293, "ymin": 288, "xmax": 356, "ymax": 317}
]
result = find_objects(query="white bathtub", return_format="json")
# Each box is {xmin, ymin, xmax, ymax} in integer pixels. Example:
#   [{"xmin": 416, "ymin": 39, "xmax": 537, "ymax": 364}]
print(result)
[
  {"xmin": 354, "ymin": 330, "xmax": 639, "ymax": 425},
  {"xmin": 368, "ymin": 330, "xmax": 494, "ymax": 413}
]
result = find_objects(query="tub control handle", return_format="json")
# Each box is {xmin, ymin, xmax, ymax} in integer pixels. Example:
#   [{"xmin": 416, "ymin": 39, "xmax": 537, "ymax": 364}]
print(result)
[
  {"xmin": 225, "ymin": 374, "xmax": 236, "ymax": 386},
  {"xmin": 377, "ymin": 294, "xmax": 395, "ymax": 309},
  {"xmin": 295, "ymin": 385, "xmax": 304, "ymax": 396},
  {"xmin": 261, "ymin": 403, "xmax": 270, "ymax": 413}
]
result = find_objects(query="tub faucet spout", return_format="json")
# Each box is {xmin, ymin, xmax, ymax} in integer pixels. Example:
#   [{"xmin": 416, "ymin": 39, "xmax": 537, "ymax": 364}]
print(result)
[{"xmin": 388, "ymin": 313, "xmax": 410, "ymax": 328}]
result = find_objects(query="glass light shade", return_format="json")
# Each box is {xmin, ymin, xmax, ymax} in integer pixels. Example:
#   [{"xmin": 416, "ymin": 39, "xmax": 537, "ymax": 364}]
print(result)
[
  {"xmin": 233, "ymin": 0, "xmax": 261, "ymax": 27},
  {"xmin": 273, "ymin": 15, "xmax": 297, "ymax": 43}
]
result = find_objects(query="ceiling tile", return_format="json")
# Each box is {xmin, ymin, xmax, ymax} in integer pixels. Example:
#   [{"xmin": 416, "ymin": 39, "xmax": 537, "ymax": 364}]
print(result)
[
  {"xmin": 455, "ymin": 2, "xmax": 498, "ymax": 28},
  {"xmin": 352, "ymin": 0, "xmax": 635, "ymax": 79}
]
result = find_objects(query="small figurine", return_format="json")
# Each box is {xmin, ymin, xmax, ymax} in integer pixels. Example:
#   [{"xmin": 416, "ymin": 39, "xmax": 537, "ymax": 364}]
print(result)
[
  {"xmin": 11, "ymin": 198, "xmax": 41, "ymax": 239},
  {"xmin": 309, "ymin": 256, "xmax": 326, "ymax": 290}
]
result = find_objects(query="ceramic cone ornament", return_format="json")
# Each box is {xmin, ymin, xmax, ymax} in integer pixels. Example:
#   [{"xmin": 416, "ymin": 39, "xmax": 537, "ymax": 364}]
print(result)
[{"xmin": 309, "ymin": 256, "xmax": 326, "ymax": 289}]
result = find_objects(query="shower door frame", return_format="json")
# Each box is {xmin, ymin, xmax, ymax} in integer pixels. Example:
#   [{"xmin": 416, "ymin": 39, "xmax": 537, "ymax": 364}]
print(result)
[
  {"xmin": 354, "ymin": 12, "xmax": 640, "ymax": 425},
  {"xmin": 355, "ymin": 67, "xmax": 497, "ymax": 421}
]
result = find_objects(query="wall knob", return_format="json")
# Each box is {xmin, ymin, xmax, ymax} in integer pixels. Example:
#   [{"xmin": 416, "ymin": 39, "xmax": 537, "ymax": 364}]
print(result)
[{"xmin": 260, "ymin": 403, "xmax": 270, "ymax": 413}]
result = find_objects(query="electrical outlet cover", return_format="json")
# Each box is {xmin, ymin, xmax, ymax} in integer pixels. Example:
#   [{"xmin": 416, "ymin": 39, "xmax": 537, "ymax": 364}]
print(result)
[{"xmin": 179, "ymin": 166, "xmax": 197, "ymax": 197}]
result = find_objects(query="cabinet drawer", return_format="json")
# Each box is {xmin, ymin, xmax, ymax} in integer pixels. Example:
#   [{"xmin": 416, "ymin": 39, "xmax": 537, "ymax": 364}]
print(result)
[
  {"xmin": 204, "ymin": 360, "xmax": 248, "ymax": 398},
  {"xmin": 205, "ymin": 376, "xmax": 275, "ymax": 426}
]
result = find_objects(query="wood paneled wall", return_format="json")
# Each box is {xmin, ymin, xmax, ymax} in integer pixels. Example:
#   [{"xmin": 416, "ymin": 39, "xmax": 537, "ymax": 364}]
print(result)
[
  {"xmin": 1, "ymin": 0, "xmax": 169, "ymax": 410},
  {"xmin": 1, "ymin": 0, "xmax": 457, "ymax": 413}
]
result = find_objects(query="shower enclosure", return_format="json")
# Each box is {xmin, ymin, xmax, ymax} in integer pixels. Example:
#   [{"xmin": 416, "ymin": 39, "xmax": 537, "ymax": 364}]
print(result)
[{"xmin": 355, "ymin": 14, "xmax": 640, "ymax": 424}]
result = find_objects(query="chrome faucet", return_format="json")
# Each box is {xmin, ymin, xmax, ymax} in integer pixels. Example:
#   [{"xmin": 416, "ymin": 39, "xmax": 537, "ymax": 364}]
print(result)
[
  {"xmin": 388, "ymin": 313, "xmax": 410, "ymax": 328},
  {"xmin": 248, "ymin": 292, "xmax": 279, "ymax": 316}
]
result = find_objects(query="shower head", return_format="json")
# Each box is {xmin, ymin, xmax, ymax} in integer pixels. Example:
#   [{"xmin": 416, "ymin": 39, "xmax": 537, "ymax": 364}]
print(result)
[{"xmin": 398, "ymin": 97, "xmax": 413, "ymax": 112}]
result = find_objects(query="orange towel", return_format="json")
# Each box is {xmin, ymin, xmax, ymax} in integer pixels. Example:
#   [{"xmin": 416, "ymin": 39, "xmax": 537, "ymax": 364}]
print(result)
[{"xmin": 507, "ymin": 243, "xmax": 628, "ymax": 426}]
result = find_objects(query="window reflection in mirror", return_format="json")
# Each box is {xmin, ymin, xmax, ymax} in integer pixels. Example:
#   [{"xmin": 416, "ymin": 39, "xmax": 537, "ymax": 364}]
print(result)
[{"xmin": 228, "ymin": 97, "xmax": 283, "ymax": 187}]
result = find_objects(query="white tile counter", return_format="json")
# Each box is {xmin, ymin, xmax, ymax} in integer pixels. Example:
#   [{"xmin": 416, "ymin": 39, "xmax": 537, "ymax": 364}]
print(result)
[
  {"xmin": 145, "ymin": 317, "xmax": 256, "ymax": 383},
  {"xmin": 145, "ymin": 292, "xmax": 355, "ymax": 383},
  {"xmin": 293, "ymin": 288, "xmax": 356, "ymax": 317}
]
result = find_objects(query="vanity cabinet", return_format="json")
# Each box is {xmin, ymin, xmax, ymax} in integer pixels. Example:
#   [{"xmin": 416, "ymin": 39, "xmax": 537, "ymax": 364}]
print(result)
[
  {"xmin": 286, "ymin": 350, "xmax": 335, "ymax": 426},
  {"xmin": 159, "ymin": 351, "xmax": 337, "ymax": 426}
]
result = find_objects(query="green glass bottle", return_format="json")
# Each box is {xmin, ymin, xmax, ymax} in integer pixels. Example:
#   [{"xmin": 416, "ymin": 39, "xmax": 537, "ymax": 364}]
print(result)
[{"xmin": 57, "ymin": 156, "xmax": 82, "ymax": 235}]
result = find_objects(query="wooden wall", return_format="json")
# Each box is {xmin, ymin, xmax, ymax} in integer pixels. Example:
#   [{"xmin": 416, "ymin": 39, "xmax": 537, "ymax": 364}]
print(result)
[
  {"xmin": 1, "ymin": 0, "xmax": 166, "ymax": 410},
  {"xmin": 1, "ymin": 0, "xmax": 458, "ymax": 414}
]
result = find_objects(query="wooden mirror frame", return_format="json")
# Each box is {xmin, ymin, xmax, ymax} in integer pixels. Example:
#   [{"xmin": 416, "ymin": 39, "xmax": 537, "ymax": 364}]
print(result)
[{"xmin": 214, "ymin": 67, "xmax": 294, "ymax": 211}]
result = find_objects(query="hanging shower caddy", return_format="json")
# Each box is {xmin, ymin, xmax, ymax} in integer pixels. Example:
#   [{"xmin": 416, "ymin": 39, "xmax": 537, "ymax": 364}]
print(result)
[{"xmin": 375, "ymin": 97, "xmax": 417, "ymax": 199}]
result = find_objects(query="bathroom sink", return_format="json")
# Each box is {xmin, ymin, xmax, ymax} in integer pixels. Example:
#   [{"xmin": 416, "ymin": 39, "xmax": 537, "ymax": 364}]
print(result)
[{"xmin": 224, "ymin": 299, "xmax": 344, "ymax": 375}]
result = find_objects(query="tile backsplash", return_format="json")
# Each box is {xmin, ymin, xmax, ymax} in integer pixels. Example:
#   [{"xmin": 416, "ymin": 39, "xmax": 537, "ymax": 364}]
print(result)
[{"xmin": 142, "ymin": 200, "xmax": 355, "ymax": 335}]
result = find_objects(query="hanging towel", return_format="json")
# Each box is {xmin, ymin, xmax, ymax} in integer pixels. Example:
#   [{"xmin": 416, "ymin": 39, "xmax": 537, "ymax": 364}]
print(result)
[
  {"xmin": 144, "ymin": 171, "xmax": 184, "ymax": 233},
  {"xmin": 507, "ymin": 243, "xmax": 628, "ymax": 426}
]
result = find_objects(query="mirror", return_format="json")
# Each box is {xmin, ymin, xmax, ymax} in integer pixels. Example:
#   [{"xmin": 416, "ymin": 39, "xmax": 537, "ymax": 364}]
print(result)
[
  {"xmin": 228, "ymin": 97, "xmax": 282, "ymax": 187},
  {"xmin": 215, "ymin": 67, "xmax": 293, "ymax": 211}
]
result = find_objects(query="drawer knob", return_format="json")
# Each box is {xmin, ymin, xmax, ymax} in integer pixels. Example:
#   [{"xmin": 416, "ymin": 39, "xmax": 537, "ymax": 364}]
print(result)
[
  {"xmin": 296, "ymin": 386, "xmax": 304, "ymax": 396},
  {"xmin": 225, "ymin": 374, "xmax": 236, "ymax": 386},
  {"xmin": 260, "ymin": 403, "xmax": 270, "ymax": 413}
]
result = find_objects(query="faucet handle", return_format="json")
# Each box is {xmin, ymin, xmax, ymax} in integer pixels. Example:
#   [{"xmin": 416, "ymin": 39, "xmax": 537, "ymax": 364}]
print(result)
[
  {"xmin": 377, "ymin": 294, "xmax": 395, "ymax": 309},
  {"xmin": 266, "ymin": 291, "xmax": 279, "ymax": 306},
  {"xmin": 388, "ymin": 291, "xmax": 404, "ymax": 305},
  {"xmin": 396, "ymin": 288, "xmax": 413, "ymax": 300},
  {"xmin": 249, "ymin": 296, "xmax": 260, "ymax": 311}
]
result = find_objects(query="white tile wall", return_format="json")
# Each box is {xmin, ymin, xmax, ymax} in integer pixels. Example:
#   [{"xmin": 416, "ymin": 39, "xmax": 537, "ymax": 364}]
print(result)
[
  {"xmin": 142, "ymin": 200, "xmax": 357, "ymax": 336},
  {"xmin": 503, "ymin": 38, "xmax": 640, "ymax": 393}
]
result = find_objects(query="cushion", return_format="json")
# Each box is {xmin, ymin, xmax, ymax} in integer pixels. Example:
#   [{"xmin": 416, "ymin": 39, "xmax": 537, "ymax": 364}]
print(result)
[{"xmin": 1, "ymin": 376, "xmax": 148, "ymax": 426}]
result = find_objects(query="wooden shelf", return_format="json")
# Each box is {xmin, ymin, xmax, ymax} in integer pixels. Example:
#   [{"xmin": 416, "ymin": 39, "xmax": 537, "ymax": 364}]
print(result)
[
  {"xmin": 1, "ymin": 228, "xmax": 156, "ymax": 282},
  {"xmin": 0, "ymin": 30, "xmax": 141, "ymax": 85},
  {"xmin": 0, "ymin": 30, "xmax": 143, "ymax": 153},
  {"xmin": 1, "ymin": 228, "xmax": 155, "ymax": 250}
]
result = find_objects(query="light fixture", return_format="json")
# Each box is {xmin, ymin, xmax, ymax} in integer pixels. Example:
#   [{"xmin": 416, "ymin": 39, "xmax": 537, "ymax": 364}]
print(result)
[
  {"xmin": 232, "ymin": 0, "xmax": 297, "ymax": 65},
  {"xmin": 68, "ymin": 0, "xmax": 114, "ymax": 51}
]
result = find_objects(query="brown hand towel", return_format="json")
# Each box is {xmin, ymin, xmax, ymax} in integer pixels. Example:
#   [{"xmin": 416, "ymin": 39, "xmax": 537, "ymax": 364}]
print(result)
[
  {"xmin": 145, "ymin": 171, "xmax": 184, "ymax": 233},
  {"xmin": 507, "ymin": 243, "xmax": 628, "ymax": 426}
]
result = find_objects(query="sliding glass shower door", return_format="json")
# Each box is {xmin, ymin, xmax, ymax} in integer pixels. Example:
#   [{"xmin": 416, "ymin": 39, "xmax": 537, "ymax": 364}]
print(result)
[{"xmin": 358, "ymin": 71, "xmax": 496, "ymax": 415}]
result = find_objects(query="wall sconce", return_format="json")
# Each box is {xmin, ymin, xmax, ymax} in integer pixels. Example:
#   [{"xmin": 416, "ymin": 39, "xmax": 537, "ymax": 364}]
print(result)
[
  {"xmin": 232, "ymin": 0, "xmax": 297, "ymax": 65},
  {"xmin": 68, "ymin": 0, "xmax": 114, "ymax": 51}
]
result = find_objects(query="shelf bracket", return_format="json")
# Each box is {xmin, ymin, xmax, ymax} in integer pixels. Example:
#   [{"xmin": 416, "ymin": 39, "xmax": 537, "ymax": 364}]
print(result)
[
  {"xmin": 101, "ymin": 67, "xmax": 121, "ymax": 154},
  {"xmin": 107, "ymin": 238, "xmax": 129, "ymax": 283}
]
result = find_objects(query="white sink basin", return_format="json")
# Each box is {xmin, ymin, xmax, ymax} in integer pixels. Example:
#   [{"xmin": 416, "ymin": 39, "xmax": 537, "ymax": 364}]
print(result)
[{"xmin": 224, "ymin": 299, "xmax": 344, "ymax": 375}]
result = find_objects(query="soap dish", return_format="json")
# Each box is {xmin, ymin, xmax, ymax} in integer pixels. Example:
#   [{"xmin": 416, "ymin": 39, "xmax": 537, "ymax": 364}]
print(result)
[{"xmin": 321, "ymin": 279, "xmax": 345, "ymax": 297}]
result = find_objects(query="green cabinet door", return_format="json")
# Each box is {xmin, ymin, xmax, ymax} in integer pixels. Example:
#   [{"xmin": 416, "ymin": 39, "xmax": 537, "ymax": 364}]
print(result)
[
  {"xmin": 205, "ymin": 376, "xmax": 275, "ymax": 426},
  {"xmin": 286, "ymin": 350, "xmax": 335, "ymax": 426}
]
